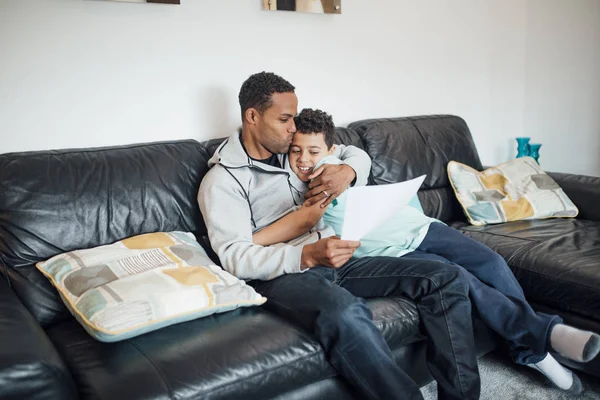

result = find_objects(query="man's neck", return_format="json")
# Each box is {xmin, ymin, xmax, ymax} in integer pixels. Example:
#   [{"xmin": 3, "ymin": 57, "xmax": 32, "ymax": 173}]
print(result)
[{"xmin": 240, "ymin": 129, "xmax": 273, "ymax": 160}]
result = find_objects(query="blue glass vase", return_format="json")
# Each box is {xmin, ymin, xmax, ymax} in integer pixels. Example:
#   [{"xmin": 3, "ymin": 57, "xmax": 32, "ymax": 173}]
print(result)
[
  {"xmin": 529, "ymin": 143, "xmax": 542, "ymax": 164},
  {"xmin": 516, "ymin": 137, "xmax": 530, "ymax": 158}
]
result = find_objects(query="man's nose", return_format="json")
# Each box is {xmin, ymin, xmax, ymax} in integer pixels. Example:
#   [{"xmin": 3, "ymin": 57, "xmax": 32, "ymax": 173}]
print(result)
[{"xmin": 289, "ymin": 120, "xmax": 296, "ymax": 133}]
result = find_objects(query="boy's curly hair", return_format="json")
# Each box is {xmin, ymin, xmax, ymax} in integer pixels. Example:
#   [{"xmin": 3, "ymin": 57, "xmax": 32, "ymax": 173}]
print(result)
[
  {"xmin": 238, "ymin": 72, "xmax": 295, "ymax": 118},
  {"xmin": 294, "ymin": 108, "xmax": 335, "ymax": 149}
]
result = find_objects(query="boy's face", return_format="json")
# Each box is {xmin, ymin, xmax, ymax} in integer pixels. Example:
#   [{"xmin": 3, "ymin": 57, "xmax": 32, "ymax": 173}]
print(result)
[{"xmin": 289, "ymin": 132, "xmax": 333, "ymax": 182}]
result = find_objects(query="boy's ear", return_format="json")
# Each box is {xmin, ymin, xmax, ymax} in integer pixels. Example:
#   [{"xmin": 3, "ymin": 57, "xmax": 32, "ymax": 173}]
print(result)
[{"xmin": 329, "ymin": 144, "xmax": 336, "ymax": 154}]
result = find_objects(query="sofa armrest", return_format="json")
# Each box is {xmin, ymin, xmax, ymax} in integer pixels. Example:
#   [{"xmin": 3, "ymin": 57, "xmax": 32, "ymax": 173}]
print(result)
[
  {"xmin": 0, "ymin": 275, "xmax": 78, "ymax": 400},
  {"xmin": 547, "ymin": 172, "xmax": 600, "ymax": 222}
]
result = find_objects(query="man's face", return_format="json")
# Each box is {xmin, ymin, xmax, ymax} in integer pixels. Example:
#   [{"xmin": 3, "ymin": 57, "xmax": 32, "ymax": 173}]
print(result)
[
  {"xmin": 256, "ymin": 92, "xmax": 298, "ymax": 154},
  {"xmin": 289, "ymin": 132, "xmax": 333, "ymax": 182}
]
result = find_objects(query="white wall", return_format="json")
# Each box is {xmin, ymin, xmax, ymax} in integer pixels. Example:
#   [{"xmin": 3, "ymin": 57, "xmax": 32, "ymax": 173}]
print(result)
[{"xmin": 1, "ymin": 0, "xmax": 599, "ymax": 175}]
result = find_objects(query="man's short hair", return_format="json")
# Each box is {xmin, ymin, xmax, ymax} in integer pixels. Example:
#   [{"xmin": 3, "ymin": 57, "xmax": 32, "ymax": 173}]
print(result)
[
  {"xmin": 238, "ymin": 72, "xmax": 295, "ymax": 118},
  {"xmin": 294, "ymin": 108, "xmax": 335, "ymax": 149}
]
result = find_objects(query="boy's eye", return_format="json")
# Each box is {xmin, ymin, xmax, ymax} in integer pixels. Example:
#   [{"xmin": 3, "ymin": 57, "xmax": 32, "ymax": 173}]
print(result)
[
  {"xmin": 291, "ymin": 149, "xmax": 300, "ymax": 153},
  {"xmin": 310, "ymin": 152, "xmax": 320, "ymax": 156}
]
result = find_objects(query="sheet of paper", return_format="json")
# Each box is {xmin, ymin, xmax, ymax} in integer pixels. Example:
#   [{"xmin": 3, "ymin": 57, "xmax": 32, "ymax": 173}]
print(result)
[{"xmin": 340, "ymin": 175, "xmax": 426, "ymax": 241}]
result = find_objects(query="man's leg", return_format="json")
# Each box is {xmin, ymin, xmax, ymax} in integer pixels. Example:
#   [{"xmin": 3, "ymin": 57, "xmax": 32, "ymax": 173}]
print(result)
[
  {"xmin": 335, "ymin": 256, "xmax": 480, "ymax": 400},
  {"xmin": 249, "ymin": 268, "xmax": 424, "ymax": 400}
]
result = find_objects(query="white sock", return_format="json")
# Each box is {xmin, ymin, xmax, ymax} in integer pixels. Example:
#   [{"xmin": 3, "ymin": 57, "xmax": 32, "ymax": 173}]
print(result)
[
  {"xmin": 550, "ymin": 324, "xmax": 600, "ymax": 362},
  {"xmin": 527, "ymin": 353, "xmax": 577, "ymax": 391}
]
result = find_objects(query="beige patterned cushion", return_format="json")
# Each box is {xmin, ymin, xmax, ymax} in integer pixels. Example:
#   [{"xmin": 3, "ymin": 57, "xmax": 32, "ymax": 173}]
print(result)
[
  {"xmin": 36, "ymin": 231, "xmax": 265, "ymax": 342},
  {"xmin": 448, "ymin": 157, "xmax": 578, "ymax": 226}
]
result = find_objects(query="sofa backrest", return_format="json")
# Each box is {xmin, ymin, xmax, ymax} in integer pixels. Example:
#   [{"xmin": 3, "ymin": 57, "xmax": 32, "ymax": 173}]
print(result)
[
  {"xmin": 349, "ymin": 115, "xmax": 483, "ymax": 222},
  {"xmin": 0, "ymin": 140, "xmax": 211, "ymax": 268},
  {"xmin": 0, "ymin": 140, "xmax": 214, "ymax": 326},
  {"xmin": 0, "ymin": 118, "xmax": 479, "ymax": 326}
]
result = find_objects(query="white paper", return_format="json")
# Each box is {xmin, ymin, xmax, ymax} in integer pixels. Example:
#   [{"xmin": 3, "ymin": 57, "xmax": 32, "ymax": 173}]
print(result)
[{"xmin": 340, "ymin": 175, "xmax": 426, "ymax": 241}]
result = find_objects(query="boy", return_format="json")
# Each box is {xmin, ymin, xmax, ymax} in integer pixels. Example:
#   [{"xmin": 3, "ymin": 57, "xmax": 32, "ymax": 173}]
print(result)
[{"xmin": 254, "ymin": 108, "xmax": 600, "ymax": 395}]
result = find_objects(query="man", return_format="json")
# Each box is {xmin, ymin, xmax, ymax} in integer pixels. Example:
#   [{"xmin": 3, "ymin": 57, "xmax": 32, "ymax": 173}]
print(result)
[{"xmin": 198, "ymin": 71, "xmax": 480, "ymax": 400}]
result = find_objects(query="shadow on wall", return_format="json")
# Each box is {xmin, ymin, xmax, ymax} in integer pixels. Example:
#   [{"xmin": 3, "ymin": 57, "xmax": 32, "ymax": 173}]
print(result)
[{"xmin": 198, "ymin": 87, "xmax": 238, "ymax": 141}]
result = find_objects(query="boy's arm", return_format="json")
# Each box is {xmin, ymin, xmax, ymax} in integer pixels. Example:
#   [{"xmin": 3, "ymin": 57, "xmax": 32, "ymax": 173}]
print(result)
[{"xmin": 252, "ymin": 200, "xmax": 328, "ymax": 246}]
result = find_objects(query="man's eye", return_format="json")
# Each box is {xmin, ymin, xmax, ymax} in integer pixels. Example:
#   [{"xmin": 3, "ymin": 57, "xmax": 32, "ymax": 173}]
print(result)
[{"xmin": 280, "ymin": 118, "xmax": 289, "ymax": 123}]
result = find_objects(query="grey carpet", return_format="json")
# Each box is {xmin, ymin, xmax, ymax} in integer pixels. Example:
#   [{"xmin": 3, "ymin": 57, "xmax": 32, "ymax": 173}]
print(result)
[{"xmin": 420, "ymin": 352, "xmax": 600, "ymax": 400}]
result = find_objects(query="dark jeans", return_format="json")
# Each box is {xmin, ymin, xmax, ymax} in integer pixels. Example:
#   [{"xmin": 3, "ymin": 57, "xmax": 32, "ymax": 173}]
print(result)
[
  {"xmin": 408, "ymin": 222, "xmax": 562, "ymax": 364},
  {"xmin": 250, "ymin": 256, "xmax": 480, "ymax": 400}
]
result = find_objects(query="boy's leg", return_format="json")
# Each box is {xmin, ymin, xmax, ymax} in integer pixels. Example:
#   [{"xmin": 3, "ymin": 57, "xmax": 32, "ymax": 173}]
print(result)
[
  {"xmin": 413, "ymin": 222, "xmax": 600, "ymax": 392},
  {"xmin": 249, "ymin": 268, "xmax": 424, "ymax": 400},
  {"xmin": 336, "ymin": 256, "xmax": 480, "ymax": 400},
  {"xmin": 399, "ymin": 250, "xmax": 583, "ymax": 394},
  {"xmin": 415, "ymin": 222, "xmax": 560, "ymax": 364}
]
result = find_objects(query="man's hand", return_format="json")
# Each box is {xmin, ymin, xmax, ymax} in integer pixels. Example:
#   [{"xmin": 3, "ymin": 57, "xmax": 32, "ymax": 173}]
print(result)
[
  {"xmin": 304, "ymin": 164, "xmax": 356, "ymax": 208},
  {"xmin": 300, "ymin": 236, "xmax": 361, "ymax": 269}
]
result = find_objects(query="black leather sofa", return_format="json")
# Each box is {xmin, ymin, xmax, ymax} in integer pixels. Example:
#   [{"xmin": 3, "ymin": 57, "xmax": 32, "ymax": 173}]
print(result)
[{"xmin": 0, "ymin": 115, "xmax": 597, "ymax": 400}]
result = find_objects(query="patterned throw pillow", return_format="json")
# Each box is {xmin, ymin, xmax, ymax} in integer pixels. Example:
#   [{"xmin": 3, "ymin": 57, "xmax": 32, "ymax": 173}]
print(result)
[
  {"xmin": 448, "ymin": 157, "xmax": 578, "ymax": 226},
  {"xmin": 36, "ymin": 232, "xmax": 266, "ymax": 342}
]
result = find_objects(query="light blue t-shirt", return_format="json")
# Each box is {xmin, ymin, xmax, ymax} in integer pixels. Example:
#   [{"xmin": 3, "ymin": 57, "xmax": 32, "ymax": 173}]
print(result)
[{"xmin": 318, "ymin": 155, "xmax": 441, "ymax": 258}]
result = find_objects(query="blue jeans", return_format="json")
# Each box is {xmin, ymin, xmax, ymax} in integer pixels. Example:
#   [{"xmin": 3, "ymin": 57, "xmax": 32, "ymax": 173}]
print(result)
[
  {"xmin": 250, "ymin": 255, "xmax": 480, "ymax": 400},
  {"xmin": 407, "ymin": 222, "xmax": 562, "ymax": 365}
]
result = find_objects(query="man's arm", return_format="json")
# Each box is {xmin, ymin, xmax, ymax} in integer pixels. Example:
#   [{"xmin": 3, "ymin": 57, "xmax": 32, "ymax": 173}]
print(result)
[
  {"xmin": 305, "ymin": 145, "xmax": 372, "ymax": 207},
  {"xmin": 199, "ymin": 167, "xmax": 360, "ymax": 279},
  {"xmin": 332, "ymin": 144, "xmax": 371, "ymax": 187},
  {"xmin": 198, "ymin": 168, "xmax": 305, "ymax": 280},
  {"xmin": 252, "ymin": 199, "xmax": 328, "ymax": 246}
]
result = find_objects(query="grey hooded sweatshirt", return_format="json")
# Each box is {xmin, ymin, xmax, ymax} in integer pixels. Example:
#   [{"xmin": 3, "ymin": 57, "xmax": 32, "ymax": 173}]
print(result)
[{"xmin": 198, "ymin": 132, "xmax": 371, "ymax": 281}]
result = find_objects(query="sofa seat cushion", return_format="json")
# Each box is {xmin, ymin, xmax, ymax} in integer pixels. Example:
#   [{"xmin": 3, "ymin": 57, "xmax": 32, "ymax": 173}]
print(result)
[
  {"xmin": 456, "ymin": 219, "xmax": 600, "ymax": 322},
  {"xmin": 46, "ymin": 297, "xmax": 422, "ymax": 400}
]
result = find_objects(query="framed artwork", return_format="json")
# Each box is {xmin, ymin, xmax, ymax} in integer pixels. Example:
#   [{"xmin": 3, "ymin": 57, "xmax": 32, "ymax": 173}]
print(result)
[
  {"xmin": 101, "ymin": 0, "xmax": 180, "ymax": 4},
  {"xmin": 263, "ymin": 0, "xmax": 341, "ymax": 14}
]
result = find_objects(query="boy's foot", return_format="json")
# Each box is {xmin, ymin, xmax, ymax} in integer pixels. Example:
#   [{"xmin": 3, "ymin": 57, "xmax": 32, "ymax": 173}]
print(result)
[
  {"xmin": 550, "ymin": 324, "xmax": 600, "ymax": 362},
  {"xmin": 527, "ymin": 353, "xmax": 583, "ymax": 395}
]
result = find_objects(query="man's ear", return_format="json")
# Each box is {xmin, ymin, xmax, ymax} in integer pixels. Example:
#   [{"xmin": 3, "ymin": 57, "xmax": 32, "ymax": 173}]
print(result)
[{"xmin": 244, "ymin": 108, "xmax": 259, "ymax": 125}]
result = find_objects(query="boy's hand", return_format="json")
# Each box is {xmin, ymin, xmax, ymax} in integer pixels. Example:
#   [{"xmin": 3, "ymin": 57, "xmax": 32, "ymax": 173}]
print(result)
[
  {"xmin": 304, "ymin": 164, "xmax": 356, "ymax": 208},
  {"xmin": 300, "ymin": 196, "xmax": 329, "ymax": 223},
  {"xmin": 300, "ymin": 236, "xmax": 361, "ymax": 269}
]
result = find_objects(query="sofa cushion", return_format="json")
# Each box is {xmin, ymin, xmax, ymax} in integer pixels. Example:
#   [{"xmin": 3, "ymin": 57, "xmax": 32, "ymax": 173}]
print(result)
[
  {"xmin": 457, "ymin": 219, "xmax": 600, "ymax": 322},
  {"xmin": 0, "ymin": 277, "xmax": 78, "ymax": 400},
  {"xmin": 448, "ymin": 157, "xmax": 578, "ymax": 225},
  {"xmin": 45, "ymin": 297, "xmax": 422, "ymax": 400},
  {"xmin": 37, "ymin": 231, "xmax": 265, "ymax": 342},
  {"xmin": 349, "ymin": 115, "xmax": 482, "ymax": 222}
]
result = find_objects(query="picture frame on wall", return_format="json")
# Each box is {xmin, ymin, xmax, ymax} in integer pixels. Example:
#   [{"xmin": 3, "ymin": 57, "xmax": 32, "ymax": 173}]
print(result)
[
  {"xmin": 101, "ymin": 0, "xmax": 180, "ymax": 4},
  {"xmin": 263, "ymin": 0, "xmax": 341, "ymax": 14}
]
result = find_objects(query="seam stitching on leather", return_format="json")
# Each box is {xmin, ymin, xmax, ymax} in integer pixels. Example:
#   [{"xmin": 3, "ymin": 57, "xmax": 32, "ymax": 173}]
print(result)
[
  {"xmin": 38, "ymin": 360, "xmax": 78, "ymax": 399},
  {"xmin": 0, "ymin": 139, "xmax": 201, "ymax": 160},
  {"xmin": 508, "ymin": 262, "xmax": 600, "ymax": 294},
  {"xmin": 0, "ymin": 255, "xmax": 10, "ymax": 287},
  {"xmin": 199, "ymin": 350, "xmax": 332, "ymax": 397},
  {"xmin": 462, "ymin": 229, "xmax": 540, "ymax": 243},
  {"xmin": 126, "ymin": 341, "xmax": 174, "ymax": 398}
]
